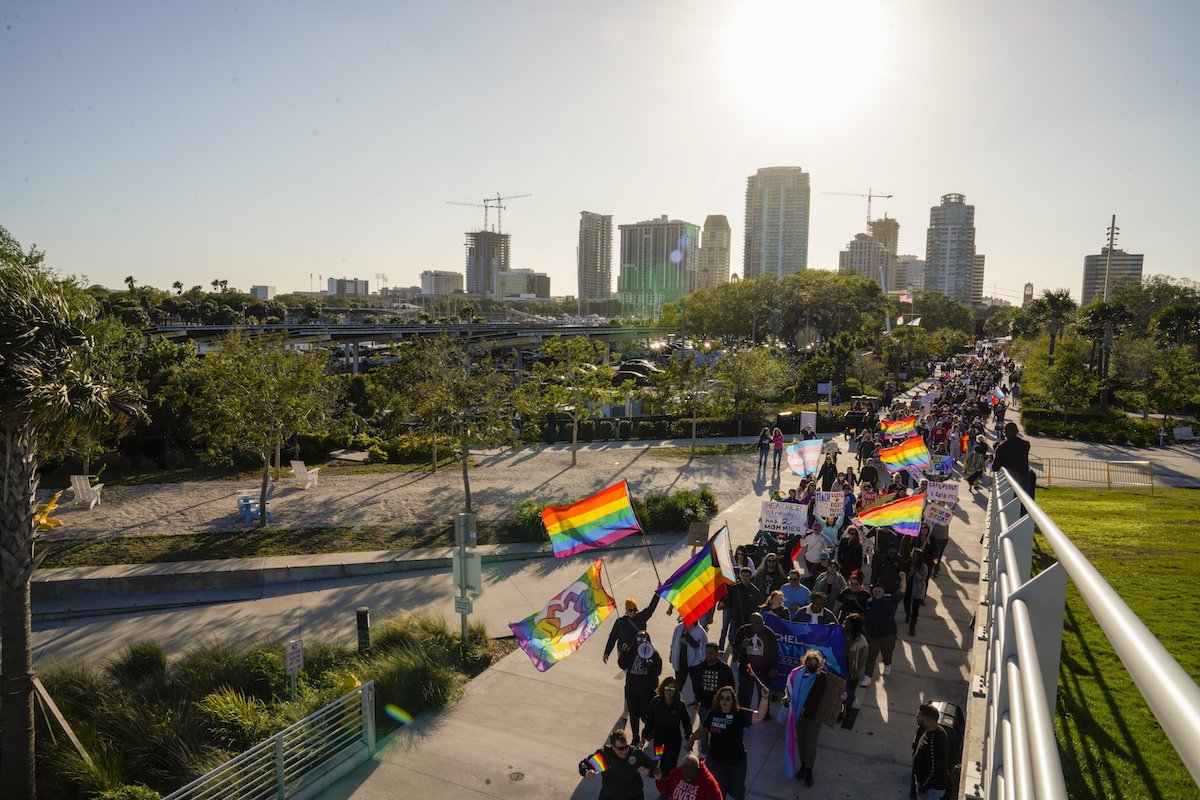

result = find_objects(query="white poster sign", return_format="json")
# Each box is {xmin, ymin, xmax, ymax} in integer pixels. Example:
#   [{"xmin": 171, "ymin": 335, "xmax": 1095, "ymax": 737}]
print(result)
[
  {"xmin": 814, "ymin": 491, "xmax": 845, "ymax": 518},
  {"xmin": 926, "ymin": 481, "xmax": 959, "ymax": 507},
  {"xmin": 758, "ymin": 501, "xmax": 808, "ymax": 535},
  {"xmin": 923, "ymin": 504, "xmax": 954, "ymax": 526}
]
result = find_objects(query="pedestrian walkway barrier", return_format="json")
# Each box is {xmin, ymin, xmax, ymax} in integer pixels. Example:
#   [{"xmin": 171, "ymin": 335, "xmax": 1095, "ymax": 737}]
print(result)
[
  {"xmin": 962, "ymin": 470, "xmax": 1200, "ymax": 798},
  {"xmin": 164, "ymin": 681, "xmax": 376, "ymax": 800},
  {"xmin": 1028, "ymin": 456, "xmax": 1153, "ymax": 489}
]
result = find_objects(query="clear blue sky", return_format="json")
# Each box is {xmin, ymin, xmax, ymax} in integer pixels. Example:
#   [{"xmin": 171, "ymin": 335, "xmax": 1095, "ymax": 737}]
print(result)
[{"xmin": 2, "ymin": 1, "xmax": 1197, "ymax": 304}]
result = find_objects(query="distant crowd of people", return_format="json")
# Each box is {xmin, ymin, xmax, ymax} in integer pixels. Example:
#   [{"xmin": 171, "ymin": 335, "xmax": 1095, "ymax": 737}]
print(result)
[{"xmin": 580, "ymin": 349, "xmax": 1022, "ymax": 800}]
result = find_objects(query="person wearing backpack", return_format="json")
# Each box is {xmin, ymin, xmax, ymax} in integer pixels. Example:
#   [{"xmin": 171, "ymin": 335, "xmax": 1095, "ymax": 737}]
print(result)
[{"xmin": 912, "ymin": 704, "xmax": 951, "ymax": 799}]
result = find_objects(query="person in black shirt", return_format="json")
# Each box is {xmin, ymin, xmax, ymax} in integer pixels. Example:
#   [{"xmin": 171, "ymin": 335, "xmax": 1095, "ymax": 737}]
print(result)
[
  {"xmin": 686, "ymin": 684, "xmax": 769, "ymax": 800},
  {"xmin": 912, "ymin": 704, "xmax": 950, "ymax": 799},
  {"xmin": 618, "ymin": 631, "xmax": 662, "ymax": 745},
  {"xmin": 691, "ymin": 643, "xmax": 734, "ymax": 710},
  {"xmin": 643, "ymin": 676, "xmax": 692, "ymax": 773},
  {"xmin": 604, "ymin": 594, "xmax": 663, "ymax": 663},
  {"xmin": 579, "ymin": 729, "xmax": 660, "ymax": 800}
]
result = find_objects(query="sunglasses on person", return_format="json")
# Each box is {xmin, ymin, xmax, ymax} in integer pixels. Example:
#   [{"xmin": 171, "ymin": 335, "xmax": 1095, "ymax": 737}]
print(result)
[{"xmin": 612, "ymin": 741, "xmax": 629, "ymax": 752}]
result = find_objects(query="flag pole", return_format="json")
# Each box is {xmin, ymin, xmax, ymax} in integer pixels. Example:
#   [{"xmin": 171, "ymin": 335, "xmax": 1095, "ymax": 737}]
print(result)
[{"xmin": 626, "ymin": 483, "xmax": 663, "ymax": 585}]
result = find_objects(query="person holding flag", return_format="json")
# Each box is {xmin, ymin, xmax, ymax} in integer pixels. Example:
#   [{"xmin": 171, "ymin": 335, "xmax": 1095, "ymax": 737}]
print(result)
[
  {"xmin": 604, "ymin": 594, "xmax": 662, "ymax": 664},
  {"xmin": 643, "ymin": 676, "xmax": 692, "ymax": 774},
  {"xmin": 578, "ymin": 729, "xmax": 660, "ymax": 799}
]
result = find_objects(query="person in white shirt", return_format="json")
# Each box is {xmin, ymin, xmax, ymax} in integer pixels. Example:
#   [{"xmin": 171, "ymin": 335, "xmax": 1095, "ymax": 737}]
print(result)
[{"xmin": 670, "ymin": 618, "xmax": 708, "ymax": 703}]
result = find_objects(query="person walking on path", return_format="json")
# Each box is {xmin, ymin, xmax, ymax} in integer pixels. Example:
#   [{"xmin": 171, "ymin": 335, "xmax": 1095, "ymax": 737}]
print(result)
[
  {"xmin": 794, "ymin": 591, "xmax": 839, "ymax": 626},
  {"xmin": 756, "ymin": 427, "xmax": 771, "ymax": 471},
  {"xmin": 862, "ymin": 575, "xmax": 907, "ymax": 682},
  {"xmin": 691, "ymin": 643, "xmax": 735, "ymax": 713},
  {"xmin": 841, "ymin": 614, "xmax": 868, "ymax": 718},
  {"xmin": 643, "ymin": 676, "xmax": 692, "ymax": 774},
  {"xmin": 718, "ymin": 568, "xmax": 764, "ymax": 650},
  {"xmin": 732, "ymin": 612, "xmax": 778, "ymax": 708},
  {"xmin": 669, "ymin": 618, "xmax": 707, "ymax": 700},
  {"xmin": 579, "ymin": 729, "xmax": 660, "ymax": 800},
  {"xmin": 818, "ymin": 456, "xmax": 839, "ymax": 492},
  {"xmin": 605, "ymin": 594, "xmax": 663, "ymax": 663},
  {"xmin": 618, "ymin": 631, "xmax": 663, "ymax": 745},
  {"xmin": 771, "ymin": 427, "xmax": 785, "ymax": 473},
  {"xmin": 654, "ymin": 755, "xmax": 722, "ymax": 800},
  {"xmin": 912, "ymin": 704, "xmax": 951, "ymax": 800},
  {"xmin": 904, "ymin": 549, "xmax": 930, "ymax": 636},
  {"xmin": 686, "ymin": 686, "xmax": 770, "ymax": 800},
  {"xmin": 783, "ymin": 649, "xmax": 847, "ymax": 787},
  {"xmin": 990, "ymin": 421, "xmax": 1032, "ymax": 510},
  {"xmin": 780, "ymin": 568, "xmax": 811, "ymax": 616}
]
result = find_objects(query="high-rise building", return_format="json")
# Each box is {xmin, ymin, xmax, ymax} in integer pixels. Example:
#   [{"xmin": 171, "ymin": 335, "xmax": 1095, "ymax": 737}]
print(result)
[
  {"xmin": 869, "ymin": 214, "xmax": 900, "ymax": 291},
  {"xmin": 970, "ymin": 254, "xmax": 986, "ymax": 305},
  {"xmin": 577, "ymin": 211, "xmax": 613, "ymax": 309},
  {"xmin": 896, "ymin": 255, "xmax": 925, "ymax": 291},
  {"xmin": 1022, "ymin": 282, "xmax": 1034, "ymax": 308},
  {"xmin": 1082, "ymin": 247, "xmax": 1144, "ymax": 306},
  {"xmin": 617, "ymin": 215, "xmax": 698, "ymax": 318},
  {"xmin": 420, "ymin": 270, "xmax": 464, "ymax": 297},
  {"xmin": 495, "ymin": 269, "xmax": 550, "ymax": 299},
  {"xmin": 695, "ymin": 214, "xmax": 732, "ymax": 292},
  {"xmin": 838, "ymin": 233, "xmax": 891, "ymax": 289},
  {"xmin": 328, "ymin": 277, "xmax": 369, "ymax": 296},
  {"xmin": 743, "ymin": 167, "xmax": 810, "ymax": 279},
  {"xmin": 465, "ymin": 230, "xmax": 510, "ymax": 298},
  {"xmin": 924, "ymin": 193, "xmax": 983, "ymax": 304}
]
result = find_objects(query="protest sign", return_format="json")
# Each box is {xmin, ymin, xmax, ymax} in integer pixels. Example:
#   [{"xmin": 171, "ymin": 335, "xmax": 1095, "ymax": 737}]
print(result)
[
  {"xmin": 814, "ymin": 491, "xmax": 845, "ymax": 518},
  {"xmin": 923, "ymin": 504, "xmax": 954, "ymax": 526},
  {"xmin": 758, "ymin": 501, "xmax": 808, "ymax": 536},
  {"xmin": 762, "ymin": 615, "xmax": 848, "ymax": 692},
  {"xmin": 859, "ymin": 490, "xmax": 879, "ymax": 510},
  {"xmin": 926, "ymin": 481, "xmax": 959, "ymax": 506}
]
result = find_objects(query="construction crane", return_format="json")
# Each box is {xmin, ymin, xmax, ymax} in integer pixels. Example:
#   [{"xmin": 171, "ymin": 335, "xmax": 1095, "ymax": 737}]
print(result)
[
  {"xmin": 446, "ymin": 192, "xmax": 532, "ymax": 233},
  {"xmin": 822, "ymin": 188, "xmax": 894, "ymax": 229}
]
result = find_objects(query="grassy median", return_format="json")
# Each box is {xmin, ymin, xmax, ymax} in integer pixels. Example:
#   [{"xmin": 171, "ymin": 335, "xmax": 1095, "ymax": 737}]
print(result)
[{"xmin": 1035, "ymin": 486, "xmax": 1200, "ymax": 800}]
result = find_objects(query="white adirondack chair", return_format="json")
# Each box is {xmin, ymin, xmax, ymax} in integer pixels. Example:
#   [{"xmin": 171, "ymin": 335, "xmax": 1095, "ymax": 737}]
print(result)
[
  {"xmin": 69, "ymin": 475, "xmax": 103, "ymax": 510},
  {"xmin": 290, "ymin": 460, "xmax": 321, "ymax": 490},
  {"xmin": 236, "ymin": 482, "xmax": 276, "ymax": 524}
]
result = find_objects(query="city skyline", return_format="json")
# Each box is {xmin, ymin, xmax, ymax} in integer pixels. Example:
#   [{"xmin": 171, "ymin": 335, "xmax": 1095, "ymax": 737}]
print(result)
[{"xmin": 2, "ymin": 2, "xmax": 1199, "ymax": 305}]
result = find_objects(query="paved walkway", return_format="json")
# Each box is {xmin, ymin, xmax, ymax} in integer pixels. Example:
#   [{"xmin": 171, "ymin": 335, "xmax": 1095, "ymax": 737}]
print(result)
[{"xmin": 320, "ymin": 458, "xmax": 984, "ymax": 800}]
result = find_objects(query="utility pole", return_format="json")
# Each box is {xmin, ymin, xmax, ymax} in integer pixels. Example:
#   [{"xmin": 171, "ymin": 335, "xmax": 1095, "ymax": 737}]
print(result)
[{"xmin": 1103, "ymin": 214, "xmax": 1118, "ymax": 302}]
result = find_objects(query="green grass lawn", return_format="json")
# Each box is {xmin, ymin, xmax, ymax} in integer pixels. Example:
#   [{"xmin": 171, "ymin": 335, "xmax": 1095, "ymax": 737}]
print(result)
[
  {"xmin": 1035, "ymin": 487, "xmax": 1200, "ymax": 800},
  {"xmin": 651, "ymin": 443, "xmax": 757, "ymax": 458},
  {"xmin": 39, "ymin": 524, "xmax": 452, "ymax": 569}
]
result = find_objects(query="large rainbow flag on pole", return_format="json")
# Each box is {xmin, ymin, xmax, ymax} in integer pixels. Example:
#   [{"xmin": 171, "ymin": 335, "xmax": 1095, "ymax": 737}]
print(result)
[
  {"xmin": 509, "ymin": 559, "xmax": 616, "ymax": 671},
  {"xmin": 655, "ymin": 524, "xmax": 735, "ymax": 626},
  {"xmin": 880, "ymin": 416, "xmax": 917, "ymax": 439},
  {"xmin": 854, "ymin": 492, "xmax": 925, "ymax": 537},
  {"xmin": 542, "ymin": 480, "xmax": 642, "ymax": 558},
  {"xmin": 785, "ymin": 439, "xmax": 824, "ymax": 476},
  {"xmin": 877, "ymin": 436, "xmax": 931, "ymax": 473}
]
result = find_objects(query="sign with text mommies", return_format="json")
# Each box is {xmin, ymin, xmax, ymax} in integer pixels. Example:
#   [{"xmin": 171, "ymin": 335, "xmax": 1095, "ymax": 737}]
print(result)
[
  {"xmin": 814, "ymin": 491, "xmax": 845, "ymax": 518},
  {"xmin": 762, "ymin": 615, "xmax": 848, "ymax": 692},
  {"xmin": 758, "ymin": 501, "xmax": 808, "ymax": 535},
  {"xmin": 926, "ymin": 481, "xmax": 959, "ymax": 506}
]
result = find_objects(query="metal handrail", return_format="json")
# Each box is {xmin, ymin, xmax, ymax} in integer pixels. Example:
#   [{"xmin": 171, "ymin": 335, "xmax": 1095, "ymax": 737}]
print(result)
[
  {"xmin": 1001, "ymin": 469, "xmax": 1200, "ymax": 786},
  {"xmin": 164, "ymin": 682, "xmax": 376, "ymax": 800}
]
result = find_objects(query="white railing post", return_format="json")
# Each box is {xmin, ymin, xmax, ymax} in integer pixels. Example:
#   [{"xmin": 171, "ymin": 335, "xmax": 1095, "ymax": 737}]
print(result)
[
  {"xmin": 275, "ymin": 734, "xmax": 286, "ymax": 798},
  {"xmin": 361, "ymin": 681, "xmax": 376, "ymax": 754},
  {"xmin": 1008, "ymin": 562, "xmax": 1068, "ymax": 716}
]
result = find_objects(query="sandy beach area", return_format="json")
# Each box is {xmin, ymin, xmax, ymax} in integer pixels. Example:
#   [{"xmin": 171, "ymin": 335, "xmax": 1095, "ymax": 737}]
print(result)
[{"xmin": 43, "ymin": 444, "xmax": 771, "ymax": 540}]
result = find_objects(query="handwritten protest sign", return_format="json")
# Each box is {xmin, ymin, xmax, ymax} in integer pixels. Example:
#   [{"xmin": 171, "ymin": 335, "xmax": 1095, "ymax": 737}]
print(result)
[
  {"xmin": 923, "ymin": 504, "xmax": 954, "ymax": 526},
  {"xmin": 814, "ymin": 491, "xmax": 845, "ymax": 518},
  {"xmin": 758, "ymin": 501, "xmax": 808, "ymax": 535},
  {"xmin": 926, "ymin": 481, "xmax": 959, "ymax": 506},
  {"xmin": 859, "ymin": 490, "xmax": 879, "ymax": 510}
]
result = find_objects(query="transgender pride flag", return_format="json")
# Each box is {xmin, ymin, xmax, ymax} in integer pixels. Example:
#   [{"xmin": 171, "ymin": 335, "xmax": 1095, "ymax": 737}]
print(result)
[{"xmin": 786, "ymin": 439, "xmax": 824, "ymax": 477}]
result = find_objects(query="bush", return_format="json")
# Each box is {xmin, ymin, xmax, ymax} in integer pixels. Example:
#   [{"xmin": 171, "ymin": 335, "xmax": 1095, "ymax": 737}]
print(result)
[
  {"xmin": 95, "ymin": 784, "xmax": 162, "ymax": 800},
  {"xmin": 382, "ymin": 433, "xmax": 456, "ymax": 463},
  {"xmin": 492, "ymin": 498, "xmax": 546, "ymax": 544},
  {"xmin": 635, "ymin": 489, "xmax": 716, "ymax": 533},
  {"xmin": 367, "ymin": 648, "xmax": 463, "ymax": 721},
  {"xmin": 1020, "ymin": 408, "xmax": 1163, "ymax": 446},
  {"xmin": 195, "ymin": 688, "xmax": 277, "ymax": 751},
  {"xmin": 107, "ymin": 641, "xmax": 167, "ymax": 688},
  {"xmin": 366, "ymin": 444, "xmax": 388, "ymax": 463},
  {"xmin": 168, "ymin": 640, "xmax": 285, "ymax": 703}
]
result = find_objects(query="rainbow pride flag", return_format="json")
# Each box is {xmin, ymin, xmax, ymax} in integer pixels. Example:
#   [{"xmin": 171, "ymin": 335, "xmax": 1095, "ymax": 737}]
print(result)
[
  {"xmin": 880, "ymin": 416, "xmax": 916, "ymax": 439},
  {"xmin": 785, "ymin": 438, "xmax": 824, "ymax": 476},
  {"xmin": 586, "ymin": 753, "xmax": 609, "ymax": 773},
  {"xmin": 656, "ymin": 525, "xmax": 735, "ymax": 626},
  {"xmin": 542, "ymin": 480, "xmax": 642, "ymax": 558},
  {"xmin": 509, "ymin": 559, "xmax": 616, "ymax": 671},
  {"xmin": 654, "ymin": 743, "xmax": 665, "ymax": 759},
  {"xmin": 877, "ymin": 436, "xmax": 931, "ymax": 473},
  {"xmin": 854, "ymin": 492, "xmax": 925, "ymax": 537}
]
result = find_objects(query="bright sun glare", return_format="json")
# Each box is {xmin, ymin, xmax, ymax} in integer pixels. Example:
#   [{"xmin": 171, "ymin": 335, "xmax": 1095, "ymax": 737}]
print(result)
[{"xmin": 725, "ymin": 0, "xmax": 886, "ymax": 126}]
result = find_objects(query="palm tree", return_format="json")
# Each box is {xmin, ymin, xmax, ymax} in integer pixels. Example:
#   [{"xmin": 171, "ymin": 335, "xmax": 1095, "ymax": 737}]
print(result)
[
  {"xmin": 1030, "ymin": 289, "xmax": 1077, "ymax": 366},
  {"xmin": 123, "ymin": 275, "xmax": 136, "ymax": 292},
  {"xmin": 172, "ymin": 280, "xmax": 183, "ymax": 295},
  {"xmin": 0, "ymin": 238, "xmax": 145, "ymax": 798}
]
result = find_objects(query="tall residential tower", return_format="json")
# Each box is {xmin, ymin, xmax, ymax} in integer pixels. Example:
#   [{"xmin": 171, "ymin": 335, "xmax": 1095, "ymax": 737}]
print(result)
[
  {"xmin": 924, "ymin": 193, "xmax": 984, "ymax": 305},
  {"xmin": 694, "ymin": 214, "xmax": 732, "ymax": 292},
  {"xmin": 617, "ymin": 215, "xmax": 698, "ymax": 319},
  {"xmin": 577, "ymin": 211, "xmax": 613, "ymax": 311},
  {"xmin": 1082, "ymin": 248, "xmax": 1143, "ymax": 306},
  {"xmin": 743, "ymin": 167, "xmax": 810, "ymax": 279},
  {"xmin": 465, "ymin": 230, "xmax": 510, "ymax": 298}
]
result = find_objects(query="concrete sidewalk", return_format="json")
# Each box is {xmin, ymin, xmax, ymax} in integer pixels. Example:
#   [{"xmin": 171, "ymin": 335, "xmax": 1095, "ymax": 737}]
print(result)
[{"xmin": 321, "ymin": 463, "xmax": 983, "ymax": 800}]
